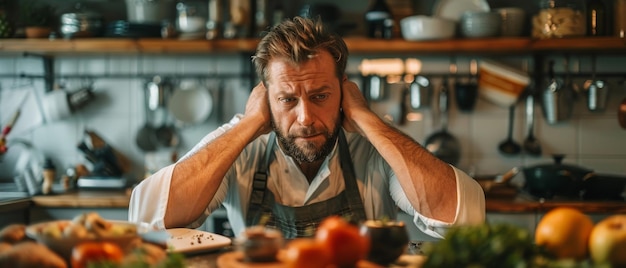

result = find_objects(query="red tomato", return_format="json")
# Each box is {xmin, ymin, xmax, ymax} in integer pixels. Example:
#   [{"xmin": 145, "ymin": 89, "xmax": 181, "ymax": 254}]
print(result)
[
  {"xmin": 282, "ymin": 238, "xmax": 332, "ymax": 268},
  {"xmin": 315, "ymin": 216, "xmax": 370, "ymax": 268},
  {"xmin": 71, "ymin": 241, "xmax": 124, "ymax": 268}
]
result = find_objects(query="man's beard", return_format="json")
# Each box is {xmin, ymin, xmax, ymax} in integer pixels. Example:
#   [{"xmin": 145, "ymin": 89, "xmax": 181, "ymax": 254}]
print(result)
[{"xmin": 271, "ymin": 118, "xmax": 341, "ymax": 163}]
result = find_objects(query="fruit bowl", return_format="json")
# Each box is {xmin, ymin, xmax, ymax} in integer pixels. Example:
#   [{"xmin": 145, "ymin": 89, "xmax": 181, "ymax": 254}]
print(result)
[{"xmin": 25, "ymin": 213, "xmax": 148, "ymax": 260}]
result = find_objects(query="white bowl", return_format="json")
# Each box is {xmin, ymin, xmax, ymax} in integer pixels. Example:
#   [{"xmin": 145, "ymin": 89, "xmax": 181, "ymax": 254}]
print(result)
[{"xmin": 400, "ymin": 15, "xmax": 456, "ymax": 41}]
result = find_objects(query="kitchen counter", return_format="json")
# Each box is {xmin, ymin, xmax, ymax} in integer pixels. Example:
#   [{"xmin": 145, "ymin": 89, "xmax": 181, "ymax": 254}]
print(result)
[
  {"xmin": 7, "ymin": 190, "xmax": 623, "ymax": 214},
  {"xmin": 29, "ymin": 189, "xmax": 131, "ymax": 208},
  {"xmin": 485, "ymin": 196, "xmax": 626, "ymax": 214}
]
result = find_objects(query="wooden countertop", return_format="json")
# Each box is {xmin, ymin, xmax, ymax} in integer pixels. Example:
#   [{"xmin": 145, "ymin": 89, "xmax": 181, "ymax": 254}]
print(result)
[
  {"xmin": 485, "ymin": 196, "xmax": 626, "ymax": 214},
  {"xmin": 19, "ymin": 191, "xmax": 626, "ymax": 214},
  {"xmin": 29, "ymin": 190, "xmax": 131, "ymax": 208}
]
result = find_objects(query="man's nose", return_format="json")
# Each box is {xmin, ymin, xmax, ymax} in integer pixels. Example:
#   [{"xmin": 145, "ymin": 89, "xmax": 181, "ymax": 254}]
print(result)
[{"xmin": 297, "ymin": 101, "xmax": 315, "ymax": 126}]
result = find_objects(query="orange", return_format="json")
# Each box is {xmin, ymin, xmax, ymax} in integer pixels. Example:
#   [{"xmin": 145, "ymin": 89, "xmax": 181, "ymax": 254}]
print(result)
[{"xmin": 535, "ymin": 207, "xmax": 594, "ymax": 260}]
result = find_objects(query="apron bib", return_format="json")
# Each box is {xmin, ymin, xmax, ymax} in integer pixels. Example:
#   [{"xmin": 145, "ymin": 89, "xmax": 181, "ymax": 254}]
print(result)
[{"xmin": 245, "ymin": 130, "xmax": 366, "ymax": 238}]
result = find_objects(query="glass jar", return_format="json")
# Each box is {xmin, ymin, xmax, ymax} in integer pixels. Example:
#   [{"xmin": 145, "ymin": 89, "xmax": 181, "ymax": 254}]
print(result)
[
  {"xmin": 532, "ymin": 0, "xmax": 586, "ymax": 38},
  {"xmin": 176, "ymin": 1, "xmax": 207, "ymax": 34}
]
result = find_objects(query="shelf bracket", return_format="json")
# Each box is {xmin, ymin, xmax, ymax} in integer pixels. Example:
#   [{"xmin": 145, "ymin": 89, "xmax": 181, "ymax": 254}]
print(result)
[{"xmin": 23, "ymin": 52, "xmax": 55, "ymax": 92}]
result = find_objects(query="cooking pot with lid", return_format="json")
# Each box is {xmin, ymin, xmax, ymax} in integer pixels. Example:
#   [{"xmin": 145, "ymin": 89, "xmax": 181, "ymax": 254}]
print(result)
[{"xmin": 520, "ymin": 154, "xmax": 594, "ymax": 199}]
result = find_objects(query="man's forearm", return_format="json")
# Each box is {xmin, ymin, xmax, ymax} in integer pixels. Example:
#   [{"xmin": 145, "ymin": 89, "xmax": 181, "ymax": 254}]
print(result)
[
  {"xmin": 356, "ymin": 111, "xmax": 458, "ymax": 222},
  {"xmin": 164, "ymin": 116, "xmax": 263, "ymax": 227}
]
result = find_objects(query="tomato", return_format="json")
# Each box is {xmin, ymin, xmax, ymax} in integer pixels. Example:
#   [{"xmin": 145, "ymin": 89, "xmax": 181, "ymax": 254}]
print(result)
[
  {"xmin": 282, "ymin": 238, "xmax": 332, "ymax": 268},
  {"xmin": 71, "ymin": 241, "xmax": 124, "ymax": 268},
  {"xmin": 315, "ymin": 216, "xmax": 370, "ymax": 268}
]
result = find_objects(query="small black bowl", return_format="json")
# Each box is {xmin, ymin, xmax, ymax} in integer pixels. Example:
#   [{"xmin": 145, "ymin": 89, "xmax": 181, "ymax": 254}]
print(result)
[{"xmin": 359, "ymin": 220, "xmax": 409, "ymax": 265}]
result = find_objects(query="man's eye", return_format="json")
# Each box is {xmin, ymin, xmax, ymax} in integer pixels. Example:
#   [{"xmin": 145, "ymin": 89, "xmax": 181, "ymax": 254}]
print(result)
[
  {"xmin": 279, "ymin": 97, "xmax": 296, "ymax": 103},
  {"xmin": 312, "ymin": 94, "xmax": 328, "ymax": 101}
]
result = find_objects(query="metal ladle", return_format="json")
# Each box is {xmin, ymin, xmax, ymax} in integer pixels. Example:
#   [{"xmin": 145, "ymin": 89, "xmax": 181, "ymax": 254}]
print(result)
[
  {"xmin": 498, "ymin": 105, "xmax": 521, "ymax": 156},
  {"xmin": 522, "ymin": 60, "xmax": 541, "ymax": 156},
  {"xmin": 424, "ymin": 76, "xmax": 461, "ymax": 165},
  {"xmin": 523, "ymin": 93, "xmax": 541, "ymax": 156}
]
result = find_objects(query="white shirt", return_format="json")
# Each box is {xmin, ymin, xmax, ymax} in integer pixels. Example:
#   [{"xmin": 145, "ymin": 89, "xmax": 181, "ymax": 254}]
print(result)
[{"xmin": 129, "ymin": 115, "xmax": 485, "ymax": 239}]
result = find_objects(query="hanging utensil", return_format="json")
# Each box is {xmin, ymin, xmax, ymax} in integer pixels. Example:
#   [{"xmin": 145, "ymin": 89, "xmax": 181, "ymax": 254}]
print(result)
[
  {"xmin": 155, "ymin": 111, "xmax": 178, "ymax": 147},
  {"xmin": 136, "ymin": 80, "xmax": 160, "ymax": 152},
  {"xmin": 541, "ymin": 60, "xmax": 573, "ymax": 124},
  {"xmin": 522, "ymin": 60, "xmax": 541, "ymax": 156},
  {"xmin": 455, "ymin": 59, "xmax": 478, "ymax": 112},
  {"xmin": 168, "ymin": 79, "xmax": 213, "ymax": 126},
  {"xmin": 523, "ymin": 93, "xmax": 541, "ymax": 156},
  {"xmin": 498, "ymin": 104, "xmax": 521, "ymax": 156},
  {"xmin": 424, "ymin": 76, "xmax": 461, "ymax": 165},
  {"xmin": 583, "ymin": 55, "xmax": 610, "ymax": 112},
  {"xmin": 408, "ymin": 75, "xmax": 430, "ymax": 110}
]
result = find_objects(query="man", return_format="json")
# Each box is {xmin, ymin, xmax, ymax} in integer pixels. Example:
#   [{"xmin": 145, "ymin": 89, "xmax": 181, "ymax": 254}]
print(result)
[{"xmin": 129, "ymin": 17, "xmax": 485, "ymax": 239}]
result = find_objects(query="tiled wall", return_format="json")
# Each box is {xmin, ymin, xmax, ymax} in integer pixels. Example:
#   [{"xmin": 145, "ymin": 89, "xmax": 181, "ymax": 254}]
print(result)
[{"xmin": 0, "ymin": 52, "xmax": 625, "ymax": 186}]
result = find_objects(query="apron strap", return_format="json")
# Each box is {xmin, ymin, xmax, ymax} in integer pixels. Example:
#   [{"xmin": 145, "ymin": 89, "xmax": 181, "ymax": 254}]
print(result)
[
  {"xmin": 246, "ymin": 132, "xmax": 276, "ymax": 226},
  {"xmin": 337, "ymin": 130, "xmax": 367, "ymax": 222}
]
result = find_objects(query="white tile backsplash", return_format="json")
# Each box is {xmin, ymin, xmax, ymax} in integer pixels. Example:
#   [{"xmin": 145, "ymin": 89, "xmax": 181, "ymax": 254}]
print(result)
[{"xmin": 1, "ymin": 53, "xmax": 625, "ymax": 184}]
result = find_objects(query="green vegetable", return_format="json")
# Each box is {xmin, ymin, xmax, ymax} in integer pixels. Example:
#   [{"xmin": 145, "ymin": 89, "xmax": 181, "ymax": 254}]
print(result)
[{"xmin": 422, "ymin": 223, "xmax": 539, "ymax": 268}]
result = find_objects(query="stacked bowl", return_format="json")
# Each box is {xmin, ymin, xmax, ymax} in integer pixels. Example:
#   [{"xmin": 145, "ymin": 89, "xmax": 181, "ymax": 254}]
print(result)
[
  {"xmin": 400, "ymin": 15, "xmax": 456, "ymax": 41},
  {"xmin": 459, "ymin": 11, "xmax": 501, "ymax": 38}
]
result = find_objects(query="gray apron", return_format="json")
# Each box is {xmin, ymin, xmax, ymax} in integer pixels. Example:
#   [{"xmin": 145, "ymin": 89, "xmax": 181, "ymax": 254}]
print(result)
[{"xmin": 245, "ymin": 130, "xmax": 367, "ymax": 238}]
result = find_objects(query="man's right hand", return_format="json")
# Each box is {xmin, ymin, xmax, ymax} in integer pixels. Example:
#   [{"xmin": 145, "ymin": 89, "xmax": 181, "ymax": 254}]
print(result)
[{"xmin": 243, "ymin": 82, "xmax": 272, "ymax": 138}]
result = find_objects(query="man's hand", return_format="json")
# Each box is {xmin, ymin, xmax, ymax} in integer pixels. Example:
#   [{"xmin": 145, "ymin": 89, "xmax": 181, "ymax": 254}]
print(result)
[
  {"xmin": 244, "ymin": 82, "xmax": 272, "ymax": 138},
  {"xmin": 341, "ymin": 79, "xmax": 375, "ymax": 135}
]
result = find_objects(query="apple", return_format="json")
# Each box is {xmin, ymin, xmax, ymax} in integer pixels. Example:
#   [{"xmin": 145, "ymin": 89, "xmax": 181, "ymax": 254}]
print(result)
[{"xmin": 589, "ymin": 214, "xmax": 626, "ymax": 267}]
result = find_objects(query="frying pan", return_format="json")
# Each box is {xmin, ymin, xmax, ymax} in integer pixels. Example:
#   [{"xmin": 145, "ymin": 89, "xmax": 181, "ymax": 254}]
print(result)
[
  {"xmin": 168, "ymin": 81, "xmax": 213, "ymax": 125},
  {"xmin": 424, "ymin": 77, "xmax": 460, "ymax": 165}
]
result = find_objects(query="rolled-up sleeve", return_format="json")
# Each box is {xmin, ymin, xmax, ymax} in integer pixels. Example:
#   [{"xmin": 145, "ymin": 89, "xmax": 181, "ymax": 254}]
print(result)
[
  {"xmin": 128, "ymin": 115, "xmax": 243, "ymax": 228},
  {"xmin": 402, "ymin": 166, "xmax": 485, "ymax": 239},
  {"xmin": 128, "ymin": 164, "xmax": 174, "ymax": 229}
]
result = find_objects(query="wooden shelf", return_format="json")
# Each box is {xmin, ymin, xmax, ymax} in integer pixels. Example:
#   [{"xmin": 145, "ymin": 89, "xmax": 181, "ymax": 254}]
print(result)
[{"xmin": 1, "ymin": 37, "xmax": 625, "ymax": 55}]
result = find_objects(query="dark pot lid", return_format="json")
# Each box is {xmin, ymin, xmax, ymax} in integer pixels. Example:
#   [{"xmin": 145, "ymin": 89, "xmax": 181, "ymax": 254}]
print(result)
[{"xmin": 525, "ymin": 154, "xmax": 593, "ymax": 175}]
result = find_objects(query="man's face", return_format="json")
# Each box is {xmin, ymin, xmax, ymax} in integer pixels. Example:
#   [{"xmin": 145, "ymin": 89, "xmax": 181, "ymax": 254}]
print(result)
[{"xmin": 266, "ymin": 50, "xmax": 342, "ymax": 163}]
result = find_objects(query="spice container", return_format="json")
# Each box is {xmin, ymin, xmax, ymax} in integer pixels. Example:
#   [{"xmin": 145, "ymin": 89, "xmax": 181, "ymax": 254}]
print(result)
[{"xmin": 532, "ymin": 0, "xmax": 586, "ymax": 38}]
